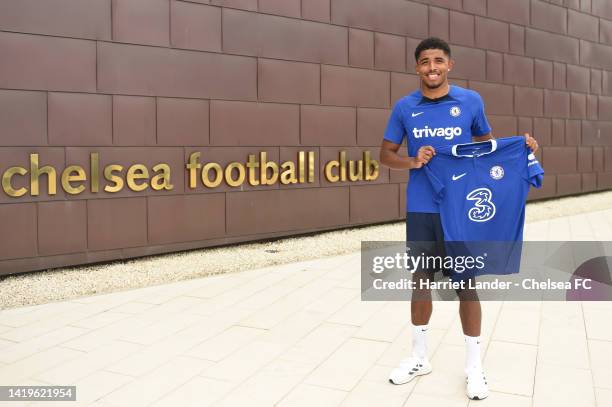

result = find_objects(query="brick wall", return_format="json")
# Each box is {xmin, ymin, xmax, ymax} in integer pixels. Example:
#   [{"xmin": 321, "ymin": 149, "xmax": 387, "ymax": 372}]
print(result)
[{"xmin": 0, "ymin": 0, "xmax": 610, "ymax": 274}]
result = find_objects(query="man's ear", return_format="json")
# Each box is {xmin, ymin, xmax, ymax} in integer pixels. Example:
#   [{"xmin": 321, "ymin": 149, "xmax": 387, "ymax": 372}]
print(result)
[{"xmin": 448, "ymin": 58, "xmax": 455, "ymax": 71}]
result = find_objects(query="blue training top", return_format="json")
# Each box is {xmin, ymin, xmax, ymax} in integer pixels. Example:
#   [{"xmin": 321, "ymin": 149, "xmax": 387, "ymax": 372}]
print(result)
[{"xmin": 383, "ymin": 85, "xmax": 491, "ymax": 213}]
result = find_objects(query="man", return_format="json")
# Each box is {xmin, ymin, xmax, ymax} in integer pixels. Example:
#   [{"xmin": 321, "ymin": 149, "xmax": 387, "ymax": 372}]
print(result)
[{"xmin": 380, "ymin": 37, "xmax": 538, "ymax": 400}]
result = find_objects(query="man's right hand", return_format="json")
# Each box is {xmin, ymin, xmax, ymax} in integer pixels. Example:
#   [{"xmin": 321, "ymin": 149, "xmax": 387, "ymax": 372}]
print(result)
[{"xmin": 413, "ymin": 146, "xmax": 436, "ymax": 168}]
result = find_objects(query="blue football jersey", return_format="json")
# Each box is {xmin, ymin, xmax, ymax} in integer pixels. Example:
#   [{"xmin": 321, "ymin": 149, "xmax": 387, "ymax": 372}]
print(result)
[
  {"xmin": 424, "ymin": 136, "xmax": 544, "ymax": 242},
  {"xmin": 384, "ymin": 85, "xmax": 491, "ymax": 213}
]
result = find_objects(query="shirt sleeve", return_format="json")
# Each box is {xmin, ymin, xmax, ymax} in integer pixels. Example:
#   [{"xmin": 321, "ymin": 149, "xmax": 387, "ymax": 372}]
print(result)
[
  {"xmin": 523, "ymin": 151, "xmax": 544, "ymax": 188},
  {"xmin": 471, "ymin": 93, "xmax": 492, "ymax": 137},
  {"xmin": 424, "ymin": 163, "xmax": 446, "ymax": 204},
  {"xmin": 383, "ymin": 101, "xmax": 407, "ymax": 144}
]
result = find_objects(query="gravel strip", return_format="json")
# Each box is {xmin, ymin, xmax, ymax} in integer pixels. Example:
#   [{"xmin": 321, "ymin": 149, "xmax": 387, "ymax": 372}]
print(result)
[{"xmin": 1, "ymin": 190, "xmax": 611, "ymax": 310}]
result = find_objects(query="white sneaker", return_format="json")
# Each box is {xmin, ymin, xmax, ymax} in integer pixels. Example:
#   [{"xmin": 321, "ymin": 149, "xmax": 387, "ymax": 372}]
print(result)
[
  {"xmin": 388, "ymin": 356, "xmax": 432, "ymax": 385},
  {"xmin": 466, "ymin": 366, "xmax": 489, "ymax": 400}
]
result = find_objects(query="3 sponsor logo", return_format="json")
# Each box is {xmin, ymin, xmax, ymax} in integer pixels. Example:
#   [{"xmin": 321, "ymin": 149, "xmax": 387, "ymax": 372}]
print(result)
[{"xmin": 466, "ymin": 187, "xmax": 496, "ymax": 222}]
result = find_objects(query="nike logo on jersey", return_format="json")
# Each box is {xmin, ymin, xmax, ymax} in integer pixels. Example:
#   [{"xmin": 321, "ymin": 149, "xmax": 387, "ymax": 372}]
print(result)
[
  {"xmin": 452, "ymin": 173, "xmax": 467, "ymax": 181},
  {"xmin": 412, "ymin": 112, "xmax": 424, "ymax": 117}
]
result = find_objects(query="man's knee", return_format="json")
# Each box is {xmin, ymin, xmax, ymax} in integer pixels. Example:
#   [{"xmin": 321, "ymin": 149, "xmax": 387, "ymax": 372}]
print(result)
[{"xmin": 457, "ymin": 289, "xmax": 479, "ymax": 301}]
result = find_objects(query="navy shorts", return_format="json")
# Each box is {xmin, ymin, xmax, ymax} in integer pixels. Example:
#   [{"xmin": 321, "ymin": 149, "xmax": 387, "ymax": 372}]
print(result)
[
  {"xmin": 406, "ymin": 212, "xmax": 444, "ymax": 242},
  {"xmin": 406, "ymin": 212, "xmax": 447, "ymax": 275},
  {"xmin": 406, "ymin": 213, "xmax": 477, "ymax": 297}
]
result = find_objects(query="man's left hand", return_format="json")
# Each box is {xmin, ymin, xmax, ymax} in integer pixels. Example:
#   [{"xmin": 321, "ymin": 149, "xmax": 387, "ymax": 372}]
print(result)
[{"xmin": 524, "ymin": 133, "xmax": 538, "ymax": 152}]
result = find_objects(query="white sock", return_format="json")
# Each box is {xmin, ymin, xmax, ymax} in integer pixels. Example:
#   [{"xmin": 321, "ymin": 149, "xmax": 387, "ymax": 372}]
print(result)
[
  {"xmin": 465, "ymin": 335, "xmax": 482, "ymax": 371},
  {"xmin": 411, "ymin": 324, "xmax": 428, "ymax": 360}
]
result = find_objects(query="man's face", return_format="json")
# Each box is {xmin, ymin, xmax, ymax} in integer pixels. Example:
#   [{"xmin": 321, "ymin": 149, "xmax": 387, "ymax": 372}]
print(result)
[{"xmin": 415, "ymin": 49, "xmax": 454, "ymax": 90}]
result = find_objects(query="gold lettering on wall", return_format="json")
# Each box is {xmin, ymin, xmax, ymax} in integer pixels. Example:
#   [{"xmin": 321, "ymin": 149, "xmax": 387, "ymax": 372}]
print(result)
[
  {"xmin": 260, "ymin": 152, "xmax": 278, "ymax": 185},
  {"xmin": 202, "ymin": 163, "xmax": 223, "ymax": 188},
  {"xmin": 61, "ymin": 165, "xmax": 86, "ymax": 195},
  {"xmin": 30, "ymin": 154, "xmax": 56, "ymax": 196},
  {"xmin": 324, "ymin": 158, "xmax": 340, "ymax": 182},
  {"xmin": 324, "ymin": 151, "xmax": 380, "ymax": 183},
  {"xmin": 2, "ymin": 167, "xmax": 27, "ymax": 197},
  {"xmin": 104, "ymin": 164, "xmax": 124, "ymax": 193},
  {"xmin": 151, "ymin": 164, "xmax": 173, "ymax": 191},
  {"xmin": 298, "ymin": 151, "xmax": 305, "ymax": 183},
  {"xmin": 0, "ymin": 150, "xmax": 380, "ymax": 198},
  {"xmin": 225, "ymin": 162, "xmax": 245, "ymax": 187},
  {"xmin": 126, "ymin": 164, "xmax": 149, "ymax": 192},
  {"xmin": 186, "ymin": 152, "xmax": 201, "ymax": 189},
  {"xmin": 185, "ymin": 151, "xmax": 320, "ymax": 189},
  {"xmin": 308, "ymin": 151, "xmax": 315, "ymax": 183},
  {"xmin": 246, "ymin": 154, "xmax": 260, "ymax": 186},
  {"xmin": 364, "ymin": 151, "xmax": 379, "ymax": 181},
  {"xmin": 280, "ymin": 161, "xmax": 297, "ymax": 184},
  {"xmin": 91, "ymin": 153, "xmax": 99, "ymax": 193}
]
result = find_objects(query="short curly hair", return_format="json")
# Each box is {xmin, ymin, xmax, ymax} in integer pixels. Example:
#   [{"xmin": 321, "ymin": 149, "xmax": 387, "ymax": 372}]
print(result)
[{"xmin": 414, "ymin": 37, "xmax": 452, "ymax": 62}]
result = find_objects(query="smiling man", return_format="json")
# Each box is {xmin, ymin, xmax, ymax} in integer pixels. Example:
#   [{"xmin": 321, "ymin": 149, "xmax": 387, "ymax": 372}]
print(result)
[{"xmin": 380, "ymin": 37, "xmax": 538, "ymax": 400}]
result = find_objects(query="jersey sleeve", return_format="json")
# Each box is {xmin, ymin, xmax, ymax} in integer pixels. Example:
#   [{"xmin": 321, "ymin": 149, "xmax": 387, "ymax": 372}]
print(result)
[
  {"xmin": 383, "ymin": 101, "xmax": 406, "ymax": 144},
  {"xmin": 424, "ymin": 163, "xmax": 446, "ymax": 203},
  {"xmin": 471, "ymin": 93, "xmax": 492, "ymax": 137},
  {"xmin": 523, "ymin": 151, "xmax": 544, "ymax": 188}
]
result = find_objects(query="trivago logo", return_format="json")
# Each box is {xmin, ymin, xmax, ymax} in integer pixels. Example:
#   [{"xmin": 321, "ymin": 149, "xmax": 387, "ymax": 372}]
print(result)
[{"xmin": 412, "ymin": 126, "xmax": 462, "ymax": 140}]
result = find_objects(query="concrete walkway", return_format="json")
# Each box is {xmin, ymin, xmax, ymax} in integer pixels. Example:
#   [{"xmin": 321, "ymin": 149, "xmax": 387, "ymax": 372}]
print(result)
[{"xmin": 1, "ymin": 209, "xmax": 612, "ymax": 406}]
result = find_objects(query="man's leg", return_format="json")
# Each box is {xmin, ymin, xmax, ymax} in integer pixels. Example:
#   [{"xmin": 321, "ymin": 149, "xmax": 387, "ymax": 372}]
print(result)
[
  {"xmin": 411, "ymin": 271, "xmax": 433, "ymax": 325},
  {"xmin": 410, "ymin": 270, "xmax": 433, "ymax": 360},
  {"xmin": 411, "ymin": 300, "xmax": 433, "ymax": 325},
  {"xmin": 389, "ymin": 269, "xmax": 434, "ymax": 384},
  {"xmin": 458, "ymin": 289, "xmax": 481, "ymax": 337},
  {"xmin": 407, "ymin": 214, "xmax": 441, "ymax": 361},
  {"xmin": 457, "ymin": 283, "xmax": 488, "ymax": 400},
  {"xmin": 388, "ymin": 214, "xmax": 436, "ymax": 385},
  {"xmin": 409, "ymin": 216, "xmax": 438, "ymax": 361},
  {"xmin": 459, "ymin": 295, "xmax": 483, "ymax": 371}
]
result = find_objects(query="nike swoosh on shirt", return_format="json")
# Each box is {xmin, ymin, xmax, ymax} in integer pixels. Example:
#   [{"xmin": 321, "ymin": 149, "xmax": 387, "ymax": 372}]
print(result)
[
  {"xmin": 412, "ymin": 112, "xmax": 424, "ymax": 117},
  {"xmin": 452, "ymin": 173, "xmax": 467, "ymax": 181}
]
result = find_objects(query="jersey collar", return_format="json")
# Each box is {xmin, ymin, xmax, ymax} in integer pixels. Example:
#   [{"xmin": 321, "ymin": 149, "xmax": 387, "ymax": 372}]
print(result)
[
  {"xmin": 451, "ymin": 139, "xmax": 498, "ymax": 157},
  {"xmin": 416, "ymin": 85, "xmax": 458, "ymax": 105}
]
